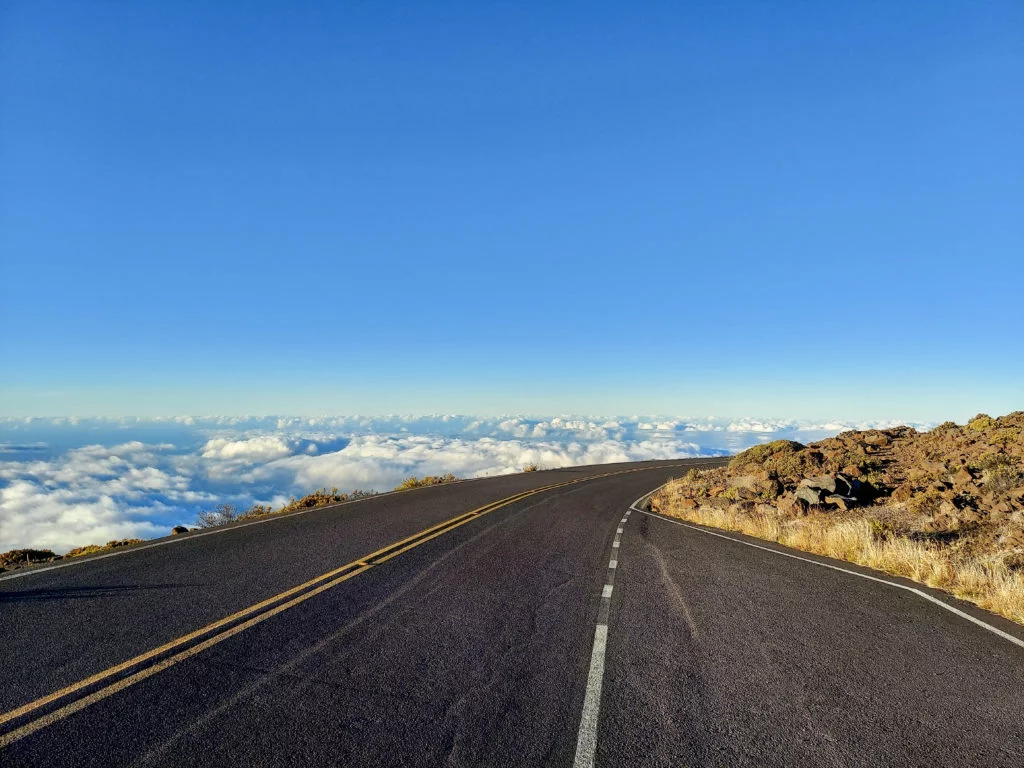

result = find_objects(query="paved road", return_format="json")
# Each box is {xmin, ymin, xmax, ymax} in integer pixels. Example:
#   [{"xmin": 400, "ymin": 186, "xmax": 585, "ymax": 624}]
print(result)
[{"xmin": 1, "ymin": 458, "xmax": 1022, "ymax": 767}]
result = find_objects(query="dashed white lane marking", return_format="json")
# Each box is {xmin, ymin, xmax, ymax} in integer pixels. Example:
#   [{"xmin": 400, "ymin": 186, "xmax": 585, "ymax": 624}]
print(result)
[
  {"xmin": 574, "ymin": 625, "xmax": 608, "ymax": 768},
  {"xmin": 572, "ymin": 490, "xmax": 648, "ymax": 768},
  {"xmin": 638, "ymin": 508, "xmax": 1024, "ymax": 651}
]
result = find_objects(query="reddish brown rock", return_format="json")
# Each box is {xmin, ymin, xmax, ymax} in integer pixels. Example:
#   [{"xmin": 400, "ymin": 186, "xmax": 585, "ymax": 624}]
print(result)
[
  {"xmin": 891, "ymin": 484, "xmax": 915, "ymax": 503},
  {"xmin": 1000, "ymin": 528, "xmax": 1024, "ymax": 548},
  {"xmin": 778, "ymin": 494, "xmax": 809, "ymax": 516},
  {"xmin": 921, "ymin": 514, "xmax": 957, "ymax": 533},
  {"xmin": 953, "ymin": 467, "xmax": 975, "ymax": 486},
  {"xmin": 825, "ymin": 494, "xmax": 858, "ymax": 510},
  {"xmin": 958, "ymin": 508, "xmax": 982, "ymax": 525},
  {"xmin": 727, "ymin": 475, "xmax": 760, "ymax": 490}
]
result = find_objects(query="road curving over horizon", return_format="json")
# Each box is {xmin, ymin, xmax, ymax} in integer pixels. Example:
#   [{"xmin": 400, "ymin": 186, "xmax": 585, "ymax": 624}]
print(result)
[{"xmin": 1, "ymin": 458, "xmax": 1022, "ymax": 767}]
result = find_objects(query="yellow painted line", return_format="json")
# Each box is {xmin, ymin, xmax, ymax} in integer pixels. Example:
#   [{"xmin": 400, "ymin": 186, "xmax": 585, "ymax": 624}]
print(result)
[
  {"xmin": 0, "ymin": 474, "xmax": 577, "ymax": 742},
  {"xmin": 0, "ymin": 564, "xmax": 372, "ymax": 749},
  {"xmin": 0, "ymin": 508, "xmax": 490, "ymax": 733},
  {"xmin": 0, "ymin": 564, "xmax": 363, "ymax": 729},
  {"xmin": 0, "ymin": 462, "xmax": 710, "ymax": 748}
]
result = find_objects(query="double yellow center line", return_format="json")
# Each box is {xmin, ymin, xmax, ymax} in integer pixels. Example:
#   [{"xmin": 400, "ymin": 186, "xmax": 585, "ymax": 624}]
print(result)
[{"xmin": 0, "ymin": 464, "xmax": 683, "ymax": 749}]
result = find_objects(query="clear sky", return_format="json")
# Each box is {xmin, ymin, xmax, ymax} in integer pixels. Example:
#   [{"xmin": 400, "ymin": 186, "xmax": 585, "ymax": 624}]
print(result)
[{"xmin": 1, "ymin": 1, "xmax": 1021, "ymax": 422}]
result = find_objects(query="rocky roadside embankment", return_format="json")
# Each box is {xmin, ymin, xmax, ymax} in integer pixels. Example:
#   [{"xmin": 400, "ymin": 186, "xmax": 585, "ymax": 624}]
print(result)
[{"xmin": 651, "ymin": 412, "xmax": 1024, "ymax": 625}]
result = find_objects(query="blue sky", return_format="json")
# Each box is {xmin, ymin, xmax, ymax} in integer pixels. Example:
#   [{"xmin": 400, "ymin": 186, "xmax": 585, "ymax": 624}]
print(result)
[{"xmin": 2, "ymin": 1, "xmax": 1021, "ymax": 421}]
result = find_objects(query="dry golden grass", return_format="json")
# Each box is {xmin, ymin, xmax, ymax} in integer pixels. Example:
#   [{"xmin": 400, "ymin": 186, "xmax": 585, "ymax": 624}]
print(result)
[
  {"xmin": 65, "ymin": 539, "xmax": 145, "ymax": 558},
  {"xmin": 653, "ymin": 480, "xmax": 1024, "ymax": 626},
  {"xmin": 394, "ymin": 473, "xmax": 459, "ymax": 491},
  {"xmin": 196, "ymin": 488, "xmax": 381, "ymax": 528},
  {"xmin": 0, "ymin": 548, "xmax": 58, "ymax": 571}
]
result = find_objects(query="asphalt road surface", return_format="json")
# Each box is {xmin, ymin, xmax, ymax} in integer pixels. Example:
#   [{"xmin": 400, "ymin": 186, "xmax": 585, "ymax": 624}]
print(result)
[{"xmin": 1, "ymin": 458, "xmax": 1022, "ymax": 767}]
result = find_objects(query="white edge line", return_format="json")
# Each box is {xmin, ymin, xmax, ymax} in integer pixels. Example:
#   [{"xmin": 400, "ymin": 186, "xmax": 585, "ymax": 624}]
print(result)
[
  {"xmin": 573, "ymin": 623, "xmax": 608, "ymax": 768},
  {"xmin": 570, "ymin": 488, "xmax": 657, "ymax": 768},
  {"xmin": 635, "ymin": 503, "xmax": 1024, "ymax": 651}
]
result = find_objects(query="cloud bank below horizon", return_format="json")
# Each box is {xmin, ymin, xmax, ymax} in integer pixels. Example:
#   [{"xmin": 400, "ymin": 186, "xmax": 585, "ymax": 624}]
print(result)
[{"xmin": 0, "ymin": 415, "xmax": 930, "ymax": 554}]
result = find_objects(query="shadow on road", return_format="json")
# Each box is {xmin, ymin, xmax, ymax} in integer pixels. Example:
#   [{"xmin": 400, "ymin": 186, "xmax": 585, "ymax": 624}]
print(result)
[{"xmin": 0, "ymin": 584, "xmax": 197, "ymax": 602}]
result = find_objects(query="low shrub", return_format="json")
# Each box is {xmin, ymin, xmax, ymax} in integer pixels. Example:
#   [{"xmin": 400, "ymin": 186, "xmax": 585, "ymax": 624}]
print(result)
[
  {"xmin": 969, "ymin": 414, "xmax": 996, "ymax": 432},
  {"xmin": 729, "ymin": 440, "xmax": 823, "ymax": 479},
  {"xmin": 195, "ymin": 488, "xmax": 380, "ymax": 528},
  {"xmin": 985, "ymin": 465, "xmax": 1024, "ymax": 494},
  {"xmin": 395, "ymin": 474, "xmax": 459, "ymax": 491},
  {"xmin": 66, "ymin": 539, "xmax": 144, "ymax": 558},
  {"xmin": 907, "ymin": 488, "xmax": 944, "ymax": 517},
  {"xmin": 196, "ymin": 504, "xmax": 240, "ymax": 528},
  {"xmin": 0, "ymin": 548, "xmax": 57, "ymax": 571},
  {"xmin": 976, "ymin": 452, "xmax": 1014, "ymax": 471}
]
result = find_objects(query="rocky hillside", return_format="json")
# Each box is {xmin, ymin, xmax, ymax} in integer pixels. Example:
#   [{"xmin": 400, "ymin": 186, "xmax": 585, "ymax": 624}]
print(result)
[
  {"xmin": 651, "ymin": 412, "xmax": 1024, "ymax": 623},
  {"xmin": 661, "ymin": 412, "xmax": 1024, "ymax": 556}
]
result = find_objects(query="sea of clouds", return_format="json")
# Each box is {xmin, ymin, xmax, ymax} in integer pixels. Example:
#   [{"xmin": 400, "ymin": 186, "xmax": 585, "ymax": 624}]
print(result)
[{"xmin": 0, "ymin": 415, "xmax": 928, "ymax": 554}]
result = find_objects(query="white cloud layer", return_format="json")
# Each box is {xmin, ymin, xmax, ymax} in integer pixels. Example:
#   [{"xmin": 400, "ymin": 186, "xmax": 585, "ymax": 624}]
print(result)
[
  {"xmin": 201, "ymin": 436, "xmax": 294, "ymax": 462},
  {"xmin": 0, "ymin": 415, "xmax": 931, "ymax": 554}
]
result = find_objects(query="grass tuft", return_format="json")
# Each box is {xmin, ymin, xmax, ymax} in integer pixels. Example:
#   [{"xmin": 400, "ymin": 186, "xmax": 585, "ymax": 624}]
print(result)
[
  {"xmin": 195, "ymin": 487, "xmax": 380, "ymax": 528},
  {"xmin": 65, "ymin": 539, "xmax": 145, "ymax": 558},
  {"xmin": 0, "ymin": 548, "xmax": 58, "ymax": 572},
  {"xmin": 394, "ymin": 474, "xmax": 459, "ymax": 491}
]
